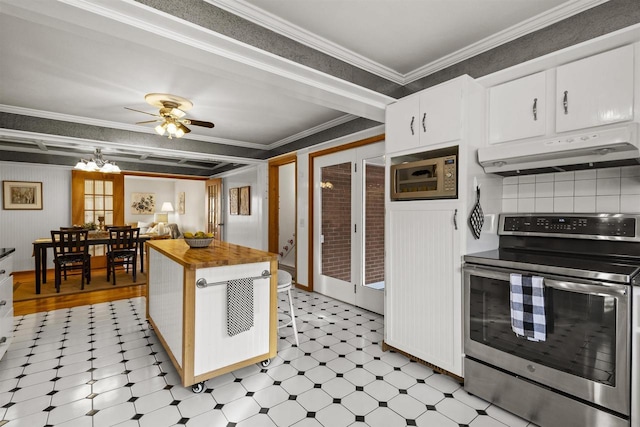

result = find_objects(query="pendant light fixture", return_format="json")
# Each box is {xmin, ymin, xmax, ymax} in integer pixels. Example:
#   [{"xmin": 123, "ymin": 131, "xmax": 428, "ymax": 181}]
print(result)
[{"xmin": 74, "ymin": 148, "xmax": 121, "ymax": 173}]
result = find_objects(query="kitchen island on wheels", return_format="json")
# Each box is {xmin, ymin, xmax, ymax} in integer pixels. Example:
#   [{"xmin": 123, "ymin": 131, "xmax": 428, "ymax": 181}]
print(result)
[{"xmin": 145, "ymin": 239, "xmax": 279, "ymax": 393}]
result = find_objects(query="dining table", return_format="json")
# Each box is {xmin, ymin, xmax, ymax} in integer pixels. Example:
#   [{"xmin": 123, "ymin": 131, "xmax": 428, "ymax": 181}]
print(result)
[{"xmin": 32, "ymin": 233, "xmax": 151, "ymax": 294}]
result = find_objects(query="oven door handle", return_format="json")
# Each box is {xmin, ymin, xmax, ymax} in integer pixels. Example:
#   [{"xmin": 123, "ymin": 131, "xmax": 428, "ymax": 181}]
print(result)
[
  {"xmin": 464, "ymin": 265, "xmax": 628, "ymax": 297},
  {"xmin": 543, "ymin": 278, "xmax": 627, "ymax": 297}
]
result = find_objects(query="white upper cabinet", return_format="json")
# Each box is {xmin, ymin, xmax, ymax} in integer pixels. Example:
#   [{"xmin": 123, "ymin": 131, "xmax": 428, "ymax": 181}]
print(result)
[
  {"xmin": 386, "ymin": 78, "xmax": 463, "ymax": 154},
  {"xmin": 556, "ymin": 45, "xmax": 634, "ymax": 133},
  {"xmin": 419, "ymin": 80, "xmax": 463, "ymax": 146},
  {"xmin": 386, "ymin": 95, "xmax": 420, "ymax": 153},
  {"xmin": 488, "ymin": 71, "xmax": 546, "ymax": 144}
]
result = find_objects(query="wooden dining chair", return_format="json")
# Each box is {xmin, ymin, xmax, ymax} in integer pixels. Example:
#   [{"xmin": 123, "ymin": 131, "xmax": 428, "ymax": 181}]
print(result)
[
  {"xmin": 50, "ymin": 229, "xmax": 92, "ymax": 293},
  {"xmin": 107, "ymin": 227, "xmax": 140, "ymax": 286}
]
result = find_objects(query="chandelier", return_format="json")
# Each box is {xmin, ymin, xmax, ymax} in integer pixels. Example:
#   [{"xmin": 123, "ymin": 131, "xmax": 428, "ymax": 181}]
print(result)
[{"xmin": 74, "ymin": 148, "xmax": 121, "ymax": 173}]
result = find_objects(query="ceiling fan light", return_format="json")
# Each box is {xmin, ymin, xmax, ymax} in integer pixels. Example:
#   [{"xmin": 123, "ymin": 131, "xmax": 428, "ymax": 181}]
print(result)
[
  {"xmin": 111, "ymin": 164, "xmax": 121, "ymax": 173},
  {"xmin": 167, "ymin": 122, "xmax": 178, "ymax": 134},
  {"xmin": 171, "ymin": 108, "xmax": 186, "ymax": 118},
  {"xmin": 175, "ymin": 127, "xmax": 185, "ymax": 138},
  {"xmin": 155, "ymin": 123, "xmax": 167, "ymax": 135}
]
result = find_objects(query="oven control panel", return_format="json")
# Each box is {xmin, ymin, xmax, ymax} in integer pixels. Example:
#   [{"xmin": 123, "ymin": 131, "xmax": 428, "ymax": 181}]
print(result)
[{"xmin": 499, "ymin": 214, "xmax": 640, "ymax": 240}]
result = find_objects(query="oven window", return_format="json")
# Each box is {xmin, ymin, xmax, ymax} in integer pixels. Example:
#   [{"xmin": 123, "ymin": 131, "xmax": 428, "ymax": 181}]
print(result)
[{"xmin": 469, "ymin": 275, "xmax": 616, "ymax": 386}]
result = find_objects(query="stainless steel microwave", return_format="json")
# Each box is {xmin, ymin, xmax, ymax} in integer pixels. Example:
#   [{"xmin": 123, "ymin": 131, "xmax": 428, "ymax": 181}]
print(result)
[{"xmin": 390, "ymin": 154, "xmax": 457, "ymax": 200}]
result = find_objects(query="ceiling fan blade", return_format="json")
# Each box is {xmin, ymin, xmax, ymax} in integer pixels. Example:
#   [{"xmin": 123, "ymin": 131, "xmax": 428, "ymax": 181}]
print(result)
[
  {"xmin": 136, "ymin": 119, "xmax": 161, "ymax": 124},
  {"xmin": 187, "ymin": 119, "xmax": 215, "ymax": 128},
  {"xmin": 124, "ymin": 107, "xmax": 160, "ymax": 117}
]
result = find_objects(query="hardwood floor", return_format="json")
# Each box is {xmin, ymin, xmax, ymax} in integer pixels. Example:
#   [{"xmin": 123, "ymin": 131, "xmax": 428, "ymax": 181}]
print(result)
[{"xmin": 12, "ymin": 270, "xmax": 146, "ymax": 316}]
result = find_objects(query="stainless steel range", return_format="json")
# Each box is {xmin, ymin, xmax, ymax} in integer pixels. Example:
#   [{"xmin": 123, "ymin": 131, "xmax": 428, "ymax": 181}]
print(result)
[{"xmin": 463, "ymin": 213, "xmax": 640, "ymax": 427}]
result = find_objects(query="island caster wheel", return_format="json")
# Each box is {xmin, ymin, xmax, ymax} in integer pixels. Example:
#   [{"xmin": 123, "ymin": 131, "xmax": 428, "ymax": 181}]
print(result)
[
  {"xmin": 191, "ymin": 382, "xmax": 205, "ymax": 393},
  {"xmin": 260, "ymin": 359, "xmax": 271, "ymax": 368}
]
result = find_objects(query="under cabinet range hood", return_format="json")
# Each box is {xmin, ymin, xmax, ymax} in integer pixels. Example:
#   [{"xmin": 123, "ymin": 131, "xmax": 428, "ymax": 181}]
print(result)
[{"xmin": 478, "ymin": 124, "xmax": 640, "ymax": 176}]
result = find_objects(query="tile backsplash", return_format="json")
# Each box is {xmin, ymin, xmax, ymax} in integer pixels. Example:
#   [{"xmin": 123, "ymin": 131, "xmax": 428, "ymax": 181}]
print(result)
[{"xmin": 502, "ymin": 165, "xmax": 640, "ymax": 213}]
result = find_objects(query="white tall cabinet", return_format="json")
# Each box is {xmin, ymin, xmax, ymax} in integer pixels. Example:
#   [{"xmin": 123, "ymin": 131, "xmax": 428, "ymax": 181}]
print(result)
[
  {"xmin": 384, "ymin": 75, "xmax": 502, "ymax": 377},
  {"xmin": 0, "ymin": 250, "xmax": 14, "ymax": 361}
]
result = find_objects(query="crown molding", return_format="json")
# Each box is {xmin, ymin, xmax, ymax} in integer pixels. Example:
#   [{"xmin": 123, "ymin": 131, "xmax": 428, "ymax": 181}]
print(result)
[
  {"xmin": 268, "ymin": 114, "xmax": 358, "ymax": 149},
  {"xmin": 212, "ymin": 0, "xmax": 609, "ymax": 85}
]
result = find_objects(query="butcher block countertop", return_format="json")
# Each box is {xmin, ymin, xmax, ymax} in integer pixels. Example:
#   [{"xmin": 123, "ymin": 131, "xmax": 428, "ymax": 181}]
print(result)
[{"xmin": 145, "ymin": 239, "xmax": 277, "ymax": 270}]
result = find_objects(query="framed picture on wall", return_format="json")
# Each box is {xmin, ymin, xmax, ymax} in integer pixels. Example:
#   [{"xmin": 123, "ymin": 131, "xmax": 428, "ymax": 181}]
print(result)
[
  {"xmin": 178, "ymin": 192, "xmax": 185, "ymax": 214},
  {"xmin": 229, "ymin": 187, "xmax": 239, "ymax": 215},
  {"xmin": 240, "ymin": 186, "xmax": 251, "ymax": 215},
  {"xmin": 2, "ymin": 181, "xmax": 43, "ymax": 210},
  {"xmin": 131, "ymin": 192, "xmax": 155, "ymax": 214}
]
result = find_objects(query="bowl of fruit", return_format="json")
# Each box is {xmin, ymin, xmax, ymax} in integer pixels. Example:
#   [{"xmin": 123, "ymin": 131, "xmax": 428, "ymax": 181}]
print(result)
[{"xmin": 183, "ymin": 231, "xmax": 214, "ymax": 248}]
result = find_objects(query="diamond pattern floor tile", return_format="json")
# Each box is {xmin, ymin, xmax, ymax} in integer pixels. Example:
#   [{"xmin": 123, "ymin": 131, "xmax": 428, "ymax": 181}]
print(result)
[{"xmin": 0, "ymin": 291, "xmax": 538, "ymax": 427}]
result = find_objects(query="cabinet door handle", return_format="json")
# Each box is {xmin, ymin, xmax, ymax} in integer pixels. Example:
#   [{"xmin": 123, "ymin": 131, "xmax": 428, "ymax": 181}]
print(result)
[
  {"xmin": 0, "ymin": 301, "xmax": 5, "ymax": 307},
  {"xmin": 453, "ymin": 209, "xmax": 458, "ymax": 230},
  {"xmin": 410, "ymin": 116, "xmax": 415, "ymax": 135},
  {"xmin": 0, "ymin": 270, "xmax": 5, "ymax": 275},
  {"xmin": 532, "ymin": 98, "xmax": 538, "ymax": 121},
  {"xmin": 422, "ymin": 113, "xmax": 426, "ymax": 132},
  {"xmin": 563, "ymin": 91, "xmax": 568, "ymax": 115},
  {"xmin": 0, "ymin": 337, "xmax": 6, "ymax": 345}
]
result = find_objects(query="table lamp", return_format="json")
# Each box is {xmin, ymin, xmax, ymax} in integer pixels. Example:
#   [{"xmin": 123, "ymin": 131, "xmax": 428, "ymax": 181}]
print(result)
[{"xmin": 155, "ymin": 202, "xmax": 174, "ymax": 235}]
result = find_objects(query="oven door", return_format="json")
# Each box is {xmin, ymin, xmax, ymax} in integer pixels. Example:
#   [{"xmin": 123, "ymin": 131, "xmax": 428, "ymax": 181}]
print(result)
[{"xmin": 463, "ymin": 264, "xmax": 630, "ymax": 416}]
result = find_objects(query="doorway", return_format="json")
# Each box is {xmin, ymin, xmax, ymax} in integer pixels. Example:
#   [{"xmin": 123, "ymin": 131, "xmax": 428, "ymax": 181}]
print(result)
[
  {"xmin": 313, "ymin": 141, "xmax": 385, "ymax": 314},
  {"xmin": 268, "ymin": 154, "xmax": 297, "ymax": 282},
  {"xmin": 206, "ymin": 178, "xmax": 223, "ymax": 240}
]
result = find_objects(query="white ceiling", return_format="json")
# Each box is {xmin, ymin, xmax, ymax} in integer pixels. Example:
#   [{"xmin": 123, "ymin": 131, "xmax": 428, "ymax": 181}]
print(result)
[{"xmin": 0, "ymin": 0, "xmax": 607, "ymax": 175}]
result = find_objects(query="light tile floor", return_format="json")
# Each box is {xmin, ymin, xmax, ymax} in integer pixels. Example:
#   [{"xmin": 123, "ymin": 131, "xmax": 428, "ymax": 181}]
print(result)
[{"xmin": 0, "ymin": 289, "xmax": 539, "ymax": 426}]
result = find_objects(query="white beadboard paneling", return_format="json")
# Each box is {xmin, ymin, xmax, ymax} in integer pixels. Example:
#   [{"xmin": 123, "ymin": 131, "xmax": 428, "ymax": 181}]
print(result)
[
  {"xmin": 554, "ymin": 180, "xmax": 574, "ymax": 197},
  {"xmin": 620, "ymin": 195, "xmax": 640, "ymax": 213},
  {"xmin": 386, "ymin": 209, "xmax": 460, "ymax": 375},
  {"xmin": 147, "ymin": 249, "xmax": 184, "ymax": 367},
  {"xmin": 535, "ymin": 182, "xmax": 553, "ymax": 198},
  {"xmin": 596, "ymin": 178, "xmax": 621, "ymax": 196},
  {"xmin": 553, "ymin": 197, "xmax": 574, "ymax": 212},
  {"xmin": 596, "ymin": 195, "xmax": 620, "ymax": 212},
  {"xmin": 535, "ymin": 198, "xmax": 553, "ymax": 212},
  {"xmin": 194, "ymin": 262, "xmax": 270, "ymax": 375},
  {"xmin": 575, "ymin": 179, "xmax": 596, "ymax": 196},
  {"xmin": 574, "ymin": 196, "xmax": 596, "ymax": 213},
  {"xmin": 0, "ymin": 163, "xmax": 71, "ymax": 272}
]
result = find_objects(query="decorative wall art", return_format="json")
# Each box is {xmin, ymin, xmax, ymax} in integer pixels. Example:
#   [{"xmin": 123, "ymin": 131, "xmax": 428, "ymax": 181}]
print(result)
[
  {"xmin": 229, "ymin": 188, "xmax": 239, "ymax": 215},
  {"xmin": 2, "ymin": 181, "xmax": 43, "ymax": 210},
  {"xmin": 240, "ymin": 186, "xmax": 251, "ymax": 215},
  {"xmin": 131, "ymin": 192, "xmax": 155, "ymax": 214},
  {"xmin": 178, "ymin": 192, "xmax": 185, "ymax": 214}
]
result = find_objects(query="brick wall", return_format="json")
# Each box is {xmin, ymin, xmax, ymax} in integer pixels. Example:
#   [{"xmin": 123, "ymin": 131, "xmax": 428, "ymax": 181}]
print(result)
[
  {"xmin": 321, "ymin": 162, "xmax": 352, "ymax": 282},
  {"xmin": 364, "ymin": 164, "xmax": 385, "ymax": 285}
]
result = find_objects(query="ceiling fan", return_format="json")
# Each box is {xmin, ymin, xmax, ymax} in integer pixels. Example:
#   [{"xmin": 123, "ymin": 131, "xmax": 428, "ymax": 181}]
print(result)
[{"xmin": 126, "ymin": 93, "xmax": 214, "ymax": 139}]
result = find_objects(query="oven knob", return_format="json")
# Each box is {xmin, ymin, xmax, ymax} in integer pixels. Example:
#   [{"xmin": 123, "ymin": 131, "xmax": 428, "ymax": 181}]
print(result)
[{"xmin": 527, "ymin": 364, "xmax": 536, "ymax": 373}]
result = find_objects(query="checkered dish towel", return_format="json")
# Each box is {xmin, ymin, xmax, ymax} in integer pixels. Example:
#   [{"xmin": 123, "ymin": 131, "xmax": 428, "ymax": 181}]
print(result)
[
  {"xmin": 510, "ymin": 273, "xmax": 546, "ymax": 342},
  {"xmin": 227, "ymin": 278, "xmax": 254, "ymax": 336}
]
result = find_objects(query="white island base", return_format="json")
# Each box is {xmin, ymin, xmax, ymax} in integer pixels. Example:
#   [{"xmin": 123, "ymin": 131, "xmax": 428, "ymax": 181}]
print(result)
[{"xmin": 146, "ymin": 240, "xmax": 278, "ymax": 391}]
